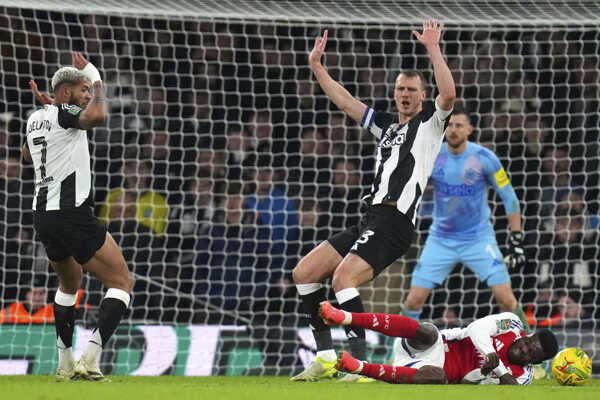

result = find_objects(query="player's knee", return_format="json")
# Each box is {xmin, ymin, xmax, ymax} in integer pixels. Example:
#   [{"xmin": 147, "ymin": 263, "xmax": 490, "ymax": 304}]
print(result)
[
  {"xmin": 493, "ymin": 288, "xmax": 517, "ymax": 311},
  {"xmin": 331, "ymin": 269, "xmax": 354, "ymax": 292},
  {"xmin": 412, "ymin": 366, "xmax": 447, "ymax": 384},
  {"xmin": 292, "ymin": 261, "xmax": 311, "ymax": 284}
]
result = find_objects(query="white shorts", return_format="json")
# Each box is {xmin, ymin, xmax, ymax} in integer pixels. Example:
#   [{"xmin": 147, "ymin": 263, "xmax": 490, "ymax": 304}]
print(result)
[{"xmin": 392, "ymin": 325, "xmax": 445, "ymax": 369}]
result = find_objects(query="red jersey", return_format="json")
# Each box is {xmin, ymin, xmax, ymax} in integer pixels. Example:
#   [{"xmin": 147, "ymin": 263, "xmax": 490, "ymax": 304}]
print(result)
[{"xmin": 440, "ymin": 312, "xmax": 534, "ymax": 385}]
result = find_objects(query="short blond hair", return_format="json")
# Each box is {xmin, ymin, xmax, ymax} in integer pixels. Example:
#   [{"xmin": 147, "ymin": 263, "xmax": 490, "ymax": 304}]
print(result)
[{"xmin": 51, "ymin": 67, "xmax": 89, "ymax": 92}]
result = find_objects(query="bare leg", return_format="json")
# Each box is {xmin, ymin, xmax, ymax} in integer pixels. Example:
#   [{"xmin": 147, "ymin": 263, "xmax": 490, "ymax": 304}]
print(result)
[
  {"xmin": 83, "ymin": 232, "xmax": 132, "ymax": 291},
  {"xmin": 75, "ymin": 233, "xmax": 132, "ymax": 381}
]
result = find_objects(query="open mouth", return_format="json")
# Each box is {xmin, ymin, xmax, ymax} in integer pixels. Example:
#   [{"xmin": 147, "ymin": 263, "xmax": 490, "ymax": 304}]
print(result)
[{"xmin": 401, "ymin": 101, "xmax": 410, "ymax": 107}]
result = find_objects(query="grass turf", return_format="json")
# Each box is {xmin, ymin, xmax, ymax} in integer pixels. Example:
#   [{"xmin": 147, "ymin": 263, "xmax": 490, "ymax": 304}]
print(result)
[{"xmin": 2, "ymin": 376, "xmax": 599, "ymax": 400}]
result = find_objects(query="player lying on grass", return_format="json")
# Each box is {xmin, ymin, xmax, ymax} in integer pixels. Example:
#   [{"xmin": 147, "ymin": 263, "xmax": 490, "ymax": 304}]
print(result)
[{"xmin": 319, "ymin": 301, "xmax": 558, "ymax": 384}]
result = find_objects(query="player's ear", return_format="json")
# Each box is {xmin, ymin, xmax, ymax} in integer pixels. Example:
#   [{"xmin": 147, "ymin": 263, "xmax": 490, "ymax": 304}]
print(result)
[
  {"xmin": 467, "ymin": 124, "xmax": 474, "ymax": 136},
  {"xmin": 57, "ymin": 84, "xmax": 70, "ymax": 101}
]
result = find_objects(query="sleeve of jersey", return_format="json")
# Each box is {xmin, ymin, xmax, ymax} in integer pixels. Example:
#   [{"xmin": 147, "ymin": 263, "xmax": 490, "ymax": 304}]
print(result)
[
  {"xmin": 433, "ymin": 97, "xmax": 453, "ymax": 122},
  {"xmin": 360, "ymin": 107, "xmax": 390, "ymax": 139},
  {"xmin": 514, "ymin": 365, "xmax": 534, "ymax": 385},
  {"xmin": 56, "ymin": 104, "xmax": 84, "ymax": 130},
  {"xmin": 419, "ymin": 98, "xmax": 453, "ymax": 139},
  {"xmin": 482, "ymin": 150, "xmax": 520, "ymax": 215},
  {"xmin": 465, "ymin": 312, "xmax": 523, "ymax": 378}
]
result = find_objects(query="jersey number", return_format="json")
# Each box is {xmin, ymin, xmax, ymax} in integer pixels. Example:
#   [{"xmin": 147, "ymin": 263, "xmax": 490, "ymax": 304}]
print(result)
[
  {"xmin": 351, "ymin": 230, "xmax": 375, "ymax": 251},
  {"xmin": 32, "ymin": 136, "xmax": 47, "ymax": 179}
]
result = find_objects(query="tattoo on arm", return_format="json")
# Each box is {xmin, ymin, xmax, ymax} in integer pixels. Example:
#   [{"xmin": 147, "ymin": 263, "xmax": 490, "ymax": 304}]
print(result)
[{"xmin": 90, "ymin": 82, "xmax": 106, "ymax": 104}]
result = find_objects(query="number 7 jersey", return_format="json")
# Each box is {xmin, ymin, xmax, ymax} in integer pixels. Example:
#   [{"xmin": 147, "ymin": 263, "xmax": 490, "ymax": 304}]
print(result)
[{"xmin": 26, "ymin": 103, "xmax": 91, "ymax": 211}]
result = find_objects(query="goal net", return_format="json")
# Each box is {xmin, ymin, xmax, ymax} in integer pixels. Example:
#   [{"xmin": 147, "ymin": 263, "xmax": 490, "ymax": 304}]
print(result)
[{"xmin": 0, "ymin": 0, "xmax": 598, "ymax": 376}]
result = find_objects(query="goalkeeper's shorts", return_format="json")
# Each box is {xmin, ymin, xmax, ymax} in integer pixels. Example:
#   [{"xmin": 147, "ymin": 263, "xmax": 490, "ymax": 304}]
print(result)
[
  {"xmin": 411, "ymin": 233, "xmax": 511, "ymax": 289},
  {"xmin": 327, "ymin": 204, "xmax": 415, "ymax": 278}
]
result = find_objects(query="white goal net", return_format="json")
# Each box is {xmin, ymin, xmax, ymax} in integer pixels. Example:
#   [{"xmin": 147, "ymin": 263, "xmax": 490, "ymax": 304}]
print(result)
[{"xmin": 0, "ymin": 0, "xmax": 598, "ymax": 376}]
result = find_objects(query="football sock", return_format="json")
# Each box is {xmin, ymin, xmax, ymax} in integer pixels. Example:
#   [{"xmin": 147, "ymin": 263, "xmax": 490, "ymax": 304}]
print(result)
[
  {"xmin": 350, "ymin": 313, "xmax": 419, "ymax": 338},
  {"xmin": 360, "ymin": 362, "xmax": 417, "ymax": 384},
  {"xmin": 297, "ymin": 284, "xmax": 332, "ymax": 352},
  {"xmin": 336, "ymin": 288, "xmax": 366, "ymax": 361},
  {"xmin": 83, "ymin": 288, "xmax": 129, "ymax": 366},
  {"xmin": 401, "ymin": 307, "xmax": 423, "ymax": 321},
  {"xmin": 54, "ymin": 289, "xmax": 77, "ymax": 370},
  {"xmin": 512, "ymin": 304, "xmax": 533, "ymax": 334}
]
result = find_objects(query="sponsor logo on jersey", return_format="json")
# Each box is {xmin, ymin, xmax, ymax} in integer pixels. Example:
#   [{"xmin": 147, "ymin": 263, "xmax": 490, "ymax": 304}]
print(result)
[
  {"xmin": 380, "ymin": 124, "xmax": 408, "ymax": 148},
  {"xmin": 435, "ymin": 181, "xmax": 475, "ymax": 196},
  {"xmin": 494, "ymin": 167, "xmax": 509, "ymax": 188}
]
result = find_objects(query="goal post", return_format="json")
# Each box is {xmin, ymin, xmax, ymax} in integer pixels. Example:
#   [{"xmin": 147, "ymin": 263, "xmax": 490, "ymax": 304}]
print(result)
[{"xmin": 0, "ymin": 0, "xmax": 598, "ymax": 376}]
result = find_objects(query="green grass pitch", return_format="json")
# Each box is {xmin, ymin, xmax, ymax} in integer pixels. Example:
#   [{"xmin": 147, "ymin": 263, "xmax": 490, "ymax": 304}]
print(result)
[{"xmin": 2, "ymin": 376, "xmax": 598, "ymax": 400}]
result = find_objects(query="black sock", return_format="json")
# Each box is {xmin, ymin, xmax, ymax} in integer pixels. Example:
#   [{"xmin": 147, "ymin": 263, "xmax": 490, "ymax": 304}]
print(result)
[
  {"xmin": 54, "ymin": 304, "xmax": 75, "ymax": 348},
  {"xmin": 95, "ymin": 298, "xmax": 127, "ymax": 346},
  {"xmin": 300, "ymin": 287, "xmax": 332, "ymax": 351},
  {"xmin": 338, "ymin": 296, "xmax": 367, "ymax": 361}
]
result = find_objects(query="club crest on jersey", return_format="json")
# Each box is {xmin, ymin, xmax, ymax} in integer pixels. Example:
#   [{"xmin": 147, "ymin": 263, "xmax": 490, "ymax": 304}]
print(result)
[{"xmin": 380, "ymin": 124, "xmax": 408, "ymax": 148}]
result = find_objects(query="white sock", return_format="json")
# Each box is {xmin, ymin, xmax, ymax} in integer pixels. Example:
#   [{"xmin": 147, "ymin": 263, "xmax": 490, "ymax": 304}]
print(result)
[
  {"xmin": 316, "ymin": 349, "xmax": 337, "ymax": 362},
  {"xmin": 82, "ymin": 329, "xmax": 103, "ymax": 367},
  {"xmin": 58, "ymin": 345, "xmax": 75, "ymax": 370}
]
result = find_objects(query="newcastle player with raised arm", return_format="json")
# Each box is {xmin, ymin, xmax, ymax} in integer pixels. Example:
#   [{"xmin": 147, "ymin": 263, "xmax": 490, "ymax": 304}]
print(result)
[
  {"xmin": 23, "ymin": 52, "xmax": 132, "ymax": 382},
  {"xmin": 291, "ymin": 19, "xmax": 456, "ymax": 382}
]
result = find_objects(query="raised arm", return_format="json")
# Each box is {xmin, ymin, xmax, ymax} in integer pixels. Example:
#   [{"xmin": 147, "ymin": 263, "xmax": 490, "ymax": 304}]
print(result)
[
  {"xmin": 413, "ymin": 19, "xmax": 456, "ymax": 111},
  {"xmin": 309, "ymin": 30, "xmax": 367, "ymax": 125},
  {"xmin": 72, "ymin": 52, "xmax": 107, "ymax": 129}
]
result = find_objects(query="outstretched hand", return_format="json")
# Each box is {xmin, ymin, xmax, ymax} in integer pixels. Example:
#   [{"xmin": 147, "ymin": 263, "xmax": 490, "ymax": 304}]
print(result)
[
  {"xmin": 29, "ymin": 80, "xmax": 54, "ymax": 105},
  {"xmin": 309, "ymin": 29, "xmax": 328, "ymax": 69},
  {"xmin": 412, "ymin": 19, "xmax": 443, "ymax": 48},
  {"xmin": 72, "ymin": 51, "xmax": 89, "ymax": 70}
]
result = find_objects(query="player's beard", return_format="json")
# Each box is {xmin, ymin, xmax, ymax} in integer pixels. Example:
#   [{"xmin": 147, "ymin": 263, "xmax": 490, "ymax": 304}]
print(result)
[
  {"xmin": 447, "ymin": 136, "xmax": 466, "ymax": 150},
  {"xmin": 68, "ymin": 94, "xmax": 80, "ymax": 107}
]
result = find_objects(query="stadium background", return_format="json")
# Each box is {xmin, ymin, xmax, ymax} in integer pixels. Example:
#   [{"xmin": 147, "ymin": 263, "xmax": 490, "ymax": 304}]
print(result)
[{"xmin": 0, "ymin": 0, "xmax": 598, "ymax": 377}]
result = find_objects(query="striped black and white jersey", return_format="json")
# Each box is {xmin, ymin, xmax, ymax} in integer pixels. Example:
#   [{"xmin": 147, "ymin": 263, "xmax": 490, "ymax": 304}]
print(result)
[
  {"xmin": 26, "ymin": 104, "xmax": 91, "ymax": 211},
  {"xmin": 361, "ymin": 99, "xmax": 452, "ymax": 224}
]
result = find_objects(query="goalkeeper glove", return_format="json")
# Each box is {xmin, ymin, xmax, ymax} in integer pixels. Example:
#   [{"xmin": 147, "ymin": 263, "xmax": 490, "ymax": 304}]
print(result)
[{"xmin": 505, "ymin": 231, "xmax": 526, "ymax": 269}]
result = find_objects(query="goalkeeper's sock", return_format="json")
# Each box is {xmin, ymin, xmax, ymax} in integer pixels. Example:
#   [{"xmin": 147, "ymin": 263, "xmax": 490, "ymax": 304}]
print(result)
[
  {"xmin": 297, "ymin": 283, "xmax": 333, "ymax": 352},
  {"xmin": 512, "ymin": 304, "xmax": 533, "ymax": 334},
  {"xmin": 336, "ymin": 288, "xmax": 367, "ymax": 361},
  {"xmin": 401, "ymin": 307, "xmax": 423, "ymax": 321},
  {"xmin": 360, "ymin": 362, "xmax": 417, "ymax": 384},
  {"xmin": 349, "ymin": 312, "xmax": 419, "ymax": 338},
  {"xmin": 54, "ymin": 289, "xmax": 77, "ymax": 370},
  {"xmin": 83, "ymin": 288, "xmax": 129, "ymax": 366}
]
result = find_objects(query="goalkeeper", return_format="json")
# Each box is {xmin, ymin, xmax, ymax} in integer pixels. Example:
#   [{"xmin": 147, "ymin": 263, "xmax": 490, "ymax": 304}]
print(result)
[{"xmin": 402, "ymin": 112, "xmax": 532, "ymax": 334}]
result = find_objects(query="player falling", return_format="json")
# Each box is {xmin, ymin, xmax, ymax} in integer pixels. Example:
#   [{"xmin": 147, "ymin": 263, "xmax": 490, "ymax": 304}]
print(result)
[{"xmin": 319, "ymin": 301, "xmax": 558, "ymax": 385}]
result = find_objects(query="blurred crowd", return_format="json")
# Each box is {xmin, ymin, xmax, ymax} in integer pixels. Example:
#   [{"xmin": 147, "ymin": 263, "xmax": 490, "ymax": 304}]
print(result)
[{"xmin": 0, "ymin": 8, "xmax": 598, "ymax": 335}]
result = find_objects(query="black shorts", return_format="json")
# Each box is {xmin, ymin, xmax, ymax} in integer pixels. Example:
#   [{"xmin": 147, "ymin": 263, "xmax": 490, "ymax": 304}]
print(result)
[
  {"xmin": 34, "ymin": 201, "xmax": 107, "ymax": 265},
  {"xmin": 327, "ymin": 204, "xmax": 415, "ymax": 277}
]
